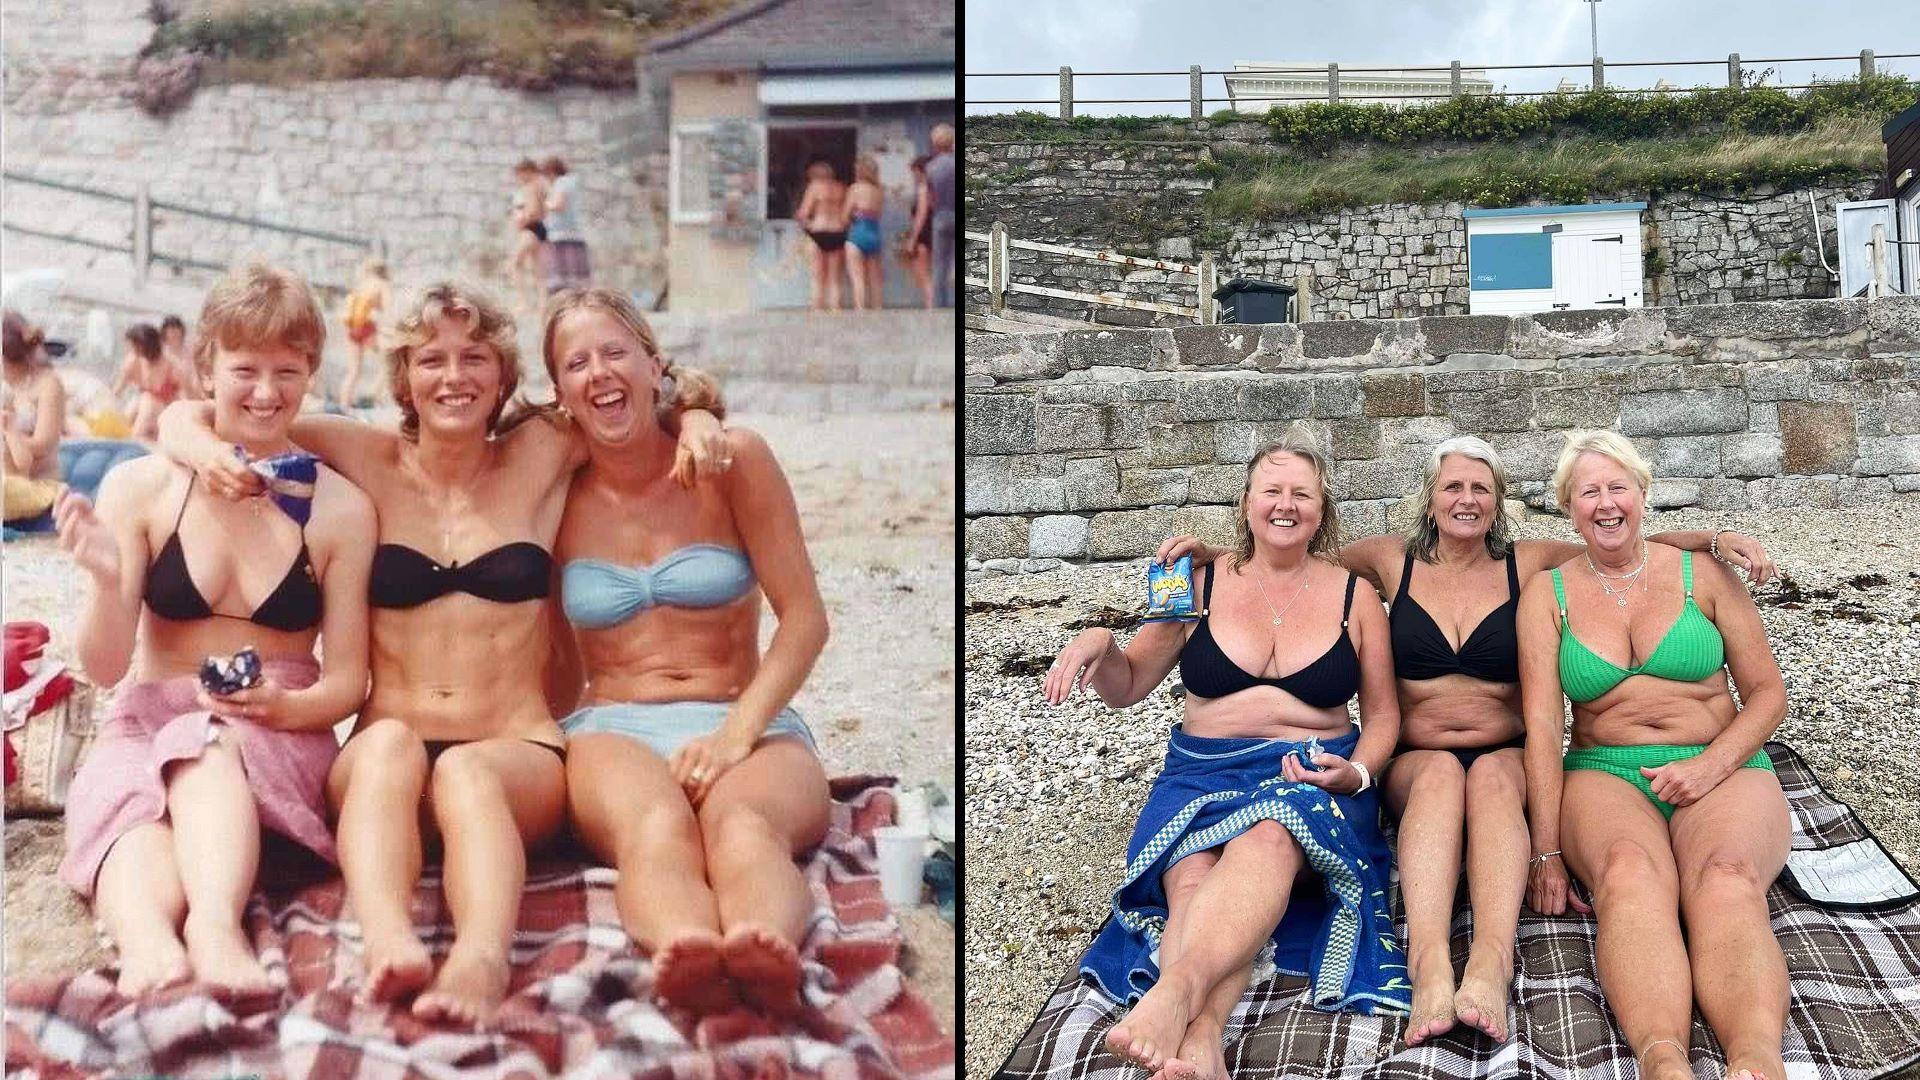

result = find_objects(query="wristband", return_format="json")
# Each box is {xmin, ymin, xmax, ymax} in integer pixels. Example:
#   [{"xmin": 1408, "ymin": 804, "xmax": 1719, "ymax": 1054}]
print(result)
[
  {"xmin": 1708, "ymin": 529, "xmax": 1731, "ymax": 565},
  {"xmin": 1350, "ymin": 761, "xmax": 1372, "ymax": 794},
  {"xmin": 1530, "ymin": 849, "xmax": 1563, "ymax": 866}
]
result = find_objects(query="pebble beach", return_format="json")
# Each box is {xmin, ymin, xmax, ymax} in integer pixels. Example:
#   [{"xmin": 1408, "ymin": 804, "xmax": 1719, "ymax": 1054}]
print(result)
[{"xmin": 962, "ymin": 500, "xmax": 1920, "ymax": 1077}]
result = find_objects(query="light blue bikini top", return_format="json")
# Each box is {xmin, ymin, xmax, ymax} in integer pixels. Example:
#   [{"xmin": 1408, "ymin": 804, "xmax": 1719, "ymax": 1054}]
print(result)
[{"xmin": 562, "ymin": 544, "xmax": 756, "ymax": 629}]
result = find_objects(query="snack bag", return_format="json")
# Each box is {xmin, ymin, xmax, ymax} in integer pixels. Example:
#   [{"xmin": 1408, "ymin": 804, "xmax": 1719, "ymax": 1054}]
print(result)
[
  {"xmin": 199, "ymin": 646, "xmax": 263, "ymax": 696},
  {"xmin": 1290, "ymin": 735, "xmax": 1325, "ymax": 774},
  {"xmin": 1144, "ymin": 555, "xmax": 1199, "ymax": 622}
]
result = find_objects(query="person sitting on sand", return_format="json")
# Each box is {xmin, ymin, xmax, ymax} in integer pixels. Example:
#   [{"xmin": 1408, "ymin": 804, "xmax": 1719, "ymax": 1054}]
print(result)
[
  {"xmin": 53, "ymin": 264, "xmax": 376, "ymax": 996},
  {"xmin": 1519, "ymin": 431, "xmax": 1793, "ymax": 1080},
  {"xmin": 4, "ymin": 309, "xmax": 67, "ymax": 523},
  {"xmin": 157, "ymin": 282, "xmax": 729, "ymax": 1027},
  {"xmin": 542, "ymin": 287, "xmax": 832, "ymax": 1018},
  {"xmin": 1155, "ymin": 436, "xmax": 1774, "ymax": 1046},
  {"xmin": 1044, "ymin": 424, "xmax": 1408, "ymax": 1080},
  {"xmin": 111, "ymin": 322, "xmax": 180, "ymax": 440}
]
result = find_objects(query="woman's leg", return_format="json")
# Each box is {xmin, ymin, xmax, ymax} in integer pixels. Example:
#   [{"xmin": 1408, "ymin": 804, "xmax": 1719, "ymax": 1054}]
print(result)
[
  {"xmin": 327, "ymin": 719, "xmax": 433, "ymax": 1003},
  {"xmin": 809, "ymin": 247, "xmax": 828, "ymax": 311},
  {"xmin": 94, "ymin": 822, "xmax": 191, "ymax": 995},
  {"xmin": 567, "ymin": 733, "xmax": 729, "ymax": 1013},
  {"xmin": 1142, "ymin": 851, "xmax": 1232, "ymax": 1080},
  {"xmin": 1455, "ymin": 748, "xmax": 1528, "ymax": 1041},
  {"xmin": 1561, "ymin": 770, "xmax": 1692, "ymax": 1080},
  {"xmin": 165, "ymin": 728, "xmax": 271, "ymax": 991},
  {"xmin": 826, "ymin": 251, "xmax": 846, "ymax": 310},
  {"xmin": 1670, "ymin": 768, "xmax": 1791, "ymax": 1080},
  {"xmin": 412, "ymin": 738, "xmax": 567, "ymax": 1026},
  {"xmin": 845, "ymin": 247, "xmax": 870, "ymax": 310},
  {"xmin": 867, "ymin": 250, "xmax": 885, "ymax": 309},
  {"xmin": 696, "ymin": 737, "xmax": 831, "ymax": 1015},
  {"xmin": 1381, "ymin": 749, "xmax": 1465, "ymax": 1045},
  {"xmin": 1108, "ymin": 821, "xmax": 1303, "ymax": 1072},
  {"xmin": 131, "ymin": 393, "xmax": 161, "ymax": 440}
]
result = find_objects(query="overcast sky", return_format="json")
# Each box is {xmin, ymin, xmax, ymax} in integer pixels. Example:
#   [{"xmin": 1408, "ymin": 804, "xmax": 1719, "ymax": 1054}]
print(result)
[{"xmin": 964, "ymin": 0, "xmax": 1920, "ymax": 116}]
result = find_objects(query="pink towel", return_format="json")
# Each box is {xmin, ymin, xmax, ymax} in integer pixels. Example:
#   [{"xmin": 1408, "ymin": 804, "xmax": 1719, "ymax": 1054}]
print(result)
[{"xmin": 60, "ymin": 657, "xmax": 339, "ymax": 898}]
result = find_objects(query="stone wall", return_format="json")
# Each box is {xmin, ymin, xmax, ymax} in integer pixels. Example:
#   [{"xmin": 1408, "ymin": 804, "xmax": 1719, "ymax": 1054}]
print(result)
[
  {"xmin": 2, "ymin": 0, "xmax": 663, "ymax": 297},
  {"xmin": 964, "ymin": 121, "xmax": 1875, "ymax": 325},
  {"xmin": 963, "ymin": 297, "xmax": 1920, "ymax": 571}
]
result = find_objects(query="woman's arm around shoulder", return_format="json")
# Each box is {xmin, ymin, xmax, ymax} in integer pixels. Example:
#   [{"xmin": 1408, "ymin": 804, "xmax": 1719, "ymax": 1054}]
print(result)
[
  {"xmin": 1340, "ymin": 533, "xmax": 1402, "ymax": 595},
  {"xmin": 268, "ymin": 468, "xmax": 374, "ymax": 731}
]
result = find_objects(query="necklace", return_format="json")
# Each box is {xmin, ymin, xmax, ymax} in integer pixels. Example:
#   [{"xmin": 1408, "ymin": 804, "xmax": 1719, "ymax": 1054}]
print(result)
[
  {"xmin": 1586, "ymin": 545, "xmax": 1646, "ymax": 609},
  {"xmin": 1252, "ymin": 564, "xmax": 1312, "ymax": 626}
]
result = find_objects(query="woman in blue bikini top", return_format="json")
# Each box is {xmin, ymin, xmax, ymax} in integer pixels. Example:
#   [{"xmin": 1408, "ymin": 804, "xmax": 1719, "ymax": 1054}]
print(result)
[{"xmin": 544, "ymin": 287, "xmax": 832, "ymax": 1021}]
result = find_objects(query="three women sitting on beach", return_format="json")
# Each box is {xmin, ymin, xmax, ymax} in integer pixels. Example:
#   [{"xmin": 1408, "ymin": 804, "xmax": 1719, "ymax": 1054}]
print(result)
[
  {"xmin": 1049, "ymin": 425, "xmax": 1787, "ymax": 1075},
  {"xmin": 58, "ymin": 263, "xmax": 836, "ymax": 1027}
]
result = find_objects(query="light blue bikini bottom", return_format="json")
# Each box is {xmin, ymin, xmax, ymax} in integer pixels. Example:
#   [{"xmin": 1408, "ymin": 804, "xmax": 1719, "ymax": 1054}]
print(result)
[{"xmin": 561, "ymin": 700, "xmax": 818, "ymax": 760}]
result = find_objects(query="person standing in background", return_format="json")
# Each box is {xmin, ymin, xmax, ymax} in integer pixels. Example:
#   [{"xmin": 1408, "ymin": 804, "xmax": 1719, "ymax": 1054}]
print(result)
[
  {"xmin": 925, "ymin": 124, "xmax": 956, "ymax": 308},
  {"xmin": 905, "ymin": 155, "xmax": 936, "ymax": 310},
  {"xmin": 544, "ymin": 157, "xmax": 592, "ymax": 293}
]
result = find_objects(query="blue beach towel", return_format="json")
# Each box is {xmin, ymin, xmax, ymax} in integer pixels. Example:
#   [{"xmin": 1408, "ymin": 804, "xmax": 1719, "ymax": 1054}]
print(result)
[
  {"xmin": 1079, "ymin": 726, "xmax": 1410, "ymax": 1016},
  {"xmin": 59, "ymin": 439, "xmax": 148, "ymax": 502}
]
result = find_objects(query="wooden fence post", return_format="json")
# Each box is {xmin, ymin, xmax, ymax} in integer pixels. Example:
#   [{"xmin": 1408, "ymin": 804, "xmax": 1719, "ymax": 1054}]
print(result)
[
  {"xmin": 1450, "ymin": 61, "xmax": 1462, "ymax": 97},
  {"xmin": 1190, "ymin": 65, "xmax": 1203, "ymax": 121},
  {"xmin": 989, "ymin": 221, "xmax": 1008, "ymax": 314},
  {"xmin": 1860, "ymin": 50, "xmax": 1875, "ymax": 80},
  {"xmin": 132, "ymin": 182, "xmax": 152, "ymax": 287},
  {"xmin": 1059, "ymin": 67, "xmax": 1073, "ymax": 119},
  {"xmin": 1198, "ymin": 254, "xmax": 1216, "ymax": 324},
  {"xmin": 1592, "ymin": 56, "xmax": 1605, "ymax": 91},
  {"xmin": 1327, "ymin": 63, "xmax": 1340, "ymax": 103},
  {"xmin": 1294, "ymin": 273, "xmax": 1313, "ymax": 323},
  {"xmin": 1727, "ymin": 53, "xmax": 1741, "ymax": 87}
]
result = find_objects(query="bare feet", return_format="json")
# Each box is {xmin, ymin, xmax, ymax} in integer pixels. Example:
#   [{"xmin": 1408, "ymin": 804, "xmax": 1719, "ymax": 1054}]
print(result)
[
  {"xmin": 359, "ymin": 930, "xmax": 434, "ymax": 1004},
  {"xmin": 1403, "ymin": 976, "xmax": 1456, "ymax": 1047},
  {"xmin": 1451, "ymin": 966, "xmax": 1510, "ymax": 1042},
  {"xmin": 1103, "ymin": 978, "xmax": 1195, "ymax": 1072},
  {"xmin": 182, "ymin": 913, "xmax": 273, "ymax": 994},
  {"xmin": 1724, "ymin": 1051, "xmax": 1782, "ymax": 1080},
  {"xmin": 116, "ymin": 936, "xmax": 192, "ymax": 997},
  {"xmin": 411, "ymin": 946, "xmax": 509, "ymax": 1028},
  {"xmin": 720, "ymin": 924, "xmax": 805, "ymax": 1018},
  {"xmin": 656, "ymin": 932, "xmax": 740, "ymax": 1016},
  {"xmin": 1156, "ymin": 1016, "xmax": 1228, "ymax": 1080},
  {"xmin": 1641, "ymin": 1042, "xmax": 1695, "ymax": 1080}
]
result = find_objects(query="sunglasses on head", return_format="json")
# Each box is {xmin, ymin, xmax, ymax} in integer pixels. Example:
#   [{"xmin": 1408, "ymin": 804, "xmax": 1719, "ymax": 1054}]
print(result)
[{"xmin": 42, "ymin": 340, "xmax": 69, "ymax": 358}]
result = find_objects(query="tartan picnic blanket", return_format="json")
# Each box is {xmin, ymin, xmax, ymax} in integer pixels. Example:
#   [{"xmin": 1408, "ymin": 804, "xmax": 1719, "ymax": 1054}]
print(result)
[
  {"xmin": 6, "ymin": 776, "xmax": 955, "ymax": 1080},
  {"xmin": 994, "ymin": 743, "xmax": 1920, "ymax": 1080}
]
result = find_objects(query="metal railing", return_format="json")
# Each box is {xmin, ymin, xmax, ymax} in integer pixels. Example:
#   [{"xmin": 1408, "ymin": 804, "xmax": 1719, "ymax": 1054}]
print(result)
[
  {"xmin": 1, "ymin": 170, "xmax": 378, "ymax": 290},
  {"xmin": 967, "ymin": 49, "xmax": 1919, "ymax": 119},
  {"xmin": 964, "ymin": 221, "xmax": 1218, "ymax": 323}
]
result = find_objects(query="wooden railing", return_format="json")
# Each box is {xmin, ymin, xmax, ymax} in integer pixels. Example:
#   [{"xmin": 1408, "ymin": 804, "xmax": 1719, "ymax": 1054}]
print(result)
[{"xmin": 964, "ymin": 221, "xmax": 1218, "ymax": 323}]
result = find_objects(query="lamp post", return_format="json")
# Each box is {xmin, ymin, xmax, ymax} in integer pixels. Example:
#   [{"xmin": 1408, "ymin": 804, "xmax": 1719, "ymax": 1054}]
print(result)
[{"xmin": 1583, "ymin": 0, "xmax": 1600, "ymax": 67}]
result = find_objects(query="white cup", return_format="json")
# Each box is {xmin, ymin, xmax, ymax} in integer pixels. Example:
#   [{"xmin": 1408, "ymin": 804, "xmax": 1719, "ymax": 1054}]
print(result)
[
  {"xmin": 874, "ymin": 825, "xmax": 929, "ymax": 908},
  {"xmin": 894, "ymin": 787, "xmax": 931, "ymax": 834}
]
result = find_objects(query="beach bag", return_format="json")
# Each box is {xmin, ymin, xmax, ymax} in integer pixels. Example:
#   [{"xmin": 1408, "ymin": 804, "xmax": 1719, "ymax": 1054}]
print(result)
[{"xmin": 3, "ymin": 621, "xmax": 96, "ymax": 816}]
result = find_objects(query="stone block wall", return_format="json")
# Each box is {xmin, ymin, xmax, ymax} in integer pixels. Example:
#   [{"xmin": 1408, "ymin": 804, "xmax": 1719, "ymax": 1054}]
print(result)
[
  {"xmin": 965, "ymin": 122, "xmax": 1875, "ymax": 325},
  {"xmin": 963, "ymin": 296, "xmax": 1920, "ymax": 570}
]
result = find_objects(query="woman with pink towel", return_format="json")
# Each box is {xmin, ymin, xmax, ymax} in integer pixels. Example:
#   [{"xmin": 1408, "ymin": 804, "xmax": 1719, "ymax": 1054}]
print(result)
[{"xmin": 53, "ymin": 264, "xmax": 377, "ymax": 996}]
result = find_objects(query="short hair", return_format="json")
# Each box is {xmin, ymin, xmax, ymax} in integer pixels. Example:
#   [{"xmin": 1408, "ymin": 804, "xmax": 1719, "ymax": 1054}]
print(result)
[
  {"xmin": 539, "ymin": 287, "xmax": 725, "ymax": 420},
  {"xmin": 385, "ymin": 282, "xmax": 521, "ymax": 440},
  {"xmin": 805, "ymin": 160, "xmax": 835, "ymax": 181},
  {"xmin": 192, "ymin": 264, "xmax": 325, "ymax": 376},
  {"xmin": 1232, "ymin": 421, "xmax": 1341, "ymax": 567},
  {"xmin": 3, "ymin": 309, "xmax": 43, "ymax": 365},
  {"xmin": 930, "ymin": 123, "xmax": 954, "ymax": 151},
  {"xmin": 124, "ymin": 322, "xmax": 163, "ymax": 361},
  {"xmin": 909, "ymin": 153, "xmax": 930, "ymax": 174},
  {"xmin": 160, "ymin": 314, "xmax": 186, "ymax": 334},
  {"xmin": 543, "ymin": 156, "xmax": 568, "ymax": 177},
  {"xmin": 1552, "ymin": 429, "xmax": 1653, "ymax": 508},
  {"xmin": 1404, "ymin": 436, "xmax": 1514, "ymax": 561},
  {"xmin": 514, "ymin": 158, "xmax": 539, "ymax": 175},
  {"xmin": 853, "ymin": 154, "xmax": 880, "ymax": 184}
]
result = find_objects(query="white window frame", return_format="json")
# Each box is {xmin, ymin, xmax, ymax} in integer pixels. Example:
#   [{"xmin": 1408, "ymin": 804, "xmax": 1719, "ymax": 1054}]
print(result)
[{"xmin": 671, "ymin": 122, "xmax": 718, "ymax": 225}]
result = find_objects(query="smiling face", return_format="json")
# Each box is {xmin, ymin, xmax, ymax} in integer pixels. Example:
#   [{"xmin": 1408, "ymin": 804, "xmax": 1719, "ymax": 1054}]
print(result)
[
  {"xmin": 404, "ymin": 316, "xmax": 505, "ymax": 440},
  {"xmin": 551, "ymin": 307, "xmax": 663, "ymax": 449},
  {"xmin": 1243, "ymin": 451, "xmax": 1323, "ymax": 556},
  {"xmin": 1429, "ymin": 453, "xmax": 1498, "ymax": 546},
  {"xmin": 1566, "ymin": 451, "xmax": 1645, "ymax": 555},
  {"xmin": 208, "ymin": 341, "xmax": 311, "ymax": 446}
]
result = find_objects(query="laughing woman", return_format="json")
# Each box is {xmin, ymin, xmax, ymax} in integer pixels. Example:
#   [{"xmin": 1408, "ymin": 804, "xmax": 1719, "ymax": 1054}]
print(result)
[
  {"xmin": 155, "ymin": 282, "xmax": 727, "ymax": 1026},
  {"xmin": 56, "ymin": 265, "xmax": 374, "ymax": 995},
  {"xmin": 1046, "ymin": 424, "xmax": 1406, "ymax": 1080},
  {"xmin": 1519, "ymin": 431, "xmax": 1790, "ymax": 1080},
  {"xmin": 540, "ymin": 288, "xmax": 832, "ymax": 1018},
  {"xmin": 1156, "ymin": 436, "xmax": 1772, "ymax": 1045}
]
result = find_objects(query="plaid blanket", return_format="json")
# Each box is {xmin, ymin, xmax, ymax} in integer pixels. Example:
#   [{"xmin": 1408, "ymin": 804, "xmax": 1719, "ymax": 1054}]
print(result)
[
  {"xmin": 995, "ymin": 743, "xmax": 1920, "ymax": 1080},
  {"xmin": 6, "ymin": 777, "xmax": 954, "ymax": 1080}
]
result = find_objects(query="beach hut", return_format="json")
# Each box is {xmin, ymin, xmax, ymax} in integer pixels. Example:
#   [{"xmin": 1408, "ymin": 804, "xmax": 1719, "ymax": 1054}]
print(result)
[{"xmin": 1463, "ymin": 202, "xmax": 1647, "ymax": 315}]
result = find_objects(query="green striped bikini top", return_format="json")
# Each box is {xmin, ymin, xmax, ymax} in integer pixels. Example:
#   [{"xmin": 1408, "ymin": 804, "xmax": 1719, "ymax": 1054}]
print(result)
[{"xmin": 1551, "ymin": 551, "xmax": 1725, "ymax": 703}]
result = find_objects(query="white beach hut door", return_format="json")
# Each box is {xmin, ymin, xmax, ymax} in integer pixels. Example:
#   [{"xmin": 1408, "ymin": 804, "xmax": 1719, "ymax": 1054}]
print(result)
[{"xmin": 1551, "ymin": 231, "xmax": 1627, "ymax": 309}]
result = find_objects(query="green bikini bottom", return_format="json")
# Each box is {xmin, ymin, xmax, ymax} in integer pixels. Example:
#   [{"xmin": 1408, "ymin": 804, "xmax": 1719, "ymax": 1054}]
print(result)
[{"xmin": 1563, "ymin": 743, "xmax": 1775, "ymax": 820}]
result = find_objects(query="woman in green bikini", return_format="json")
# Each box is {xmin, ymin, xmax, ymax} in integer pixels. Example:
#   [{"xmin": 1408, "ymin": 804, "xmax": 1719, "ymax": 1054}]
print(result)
[{"xmin": 1518, "ymin": 430, "xmax": 1787, "ymax": 1080}]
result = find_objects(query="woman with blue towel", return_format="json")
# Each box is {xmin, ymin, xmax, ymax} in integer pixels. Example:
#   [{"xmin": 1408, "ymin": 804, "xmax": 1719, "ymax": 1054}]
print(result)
[{"xmin": 1044, "ymin": 423, "xmax": 1407, "ymax": 1078}]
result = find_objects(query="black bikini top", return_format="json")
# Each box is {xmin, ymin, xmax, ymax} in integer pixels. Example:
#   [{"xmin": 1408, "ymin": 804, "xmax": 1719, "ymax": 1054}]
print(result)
[
  {"xmin": 368, "ymin": 541, "xmax": 552, "ymax": 608},
  {"xmin": 144, "ymin": 475, "xmax": 323, "ymax": 634},
  {"xmin": 1388, "ymin": 549, "xmax": 1521, "ymax": 684},
  {"xmin": 1177, "ymin": 564, "xmax": 1361, "ymax": 709}
]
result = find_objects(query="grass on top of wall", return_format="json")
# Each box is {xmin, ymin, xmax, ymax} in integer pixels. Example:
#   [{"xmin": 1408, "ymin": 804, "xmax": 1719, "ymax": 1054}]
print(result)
[
  {"xmin": 1204, "ymin": 115, "xmax": 1884, "ymax": 218},
  {"xmin": 144, "ymin": 0, "xmax": 734, "ymax": 92}
]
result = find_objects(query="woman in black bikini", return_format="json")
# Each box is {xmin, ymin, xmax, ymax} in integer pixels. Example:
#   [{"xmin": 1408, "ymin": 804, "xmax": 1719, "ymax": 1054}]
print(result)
[
  {"xmin": 1161, "ymin": 435, "xmax": 1775, "ymax": 1046},
  {"xmin": 793, "ymin": 160, "xmax": 848, "ymax": 312},
  {"xmin": 156, "ymin": 282, "xmax": 730, "ymax": 1026},
  {"xmin": 904, "ymin": 155, "xmax": 935, "ymax": 310}
]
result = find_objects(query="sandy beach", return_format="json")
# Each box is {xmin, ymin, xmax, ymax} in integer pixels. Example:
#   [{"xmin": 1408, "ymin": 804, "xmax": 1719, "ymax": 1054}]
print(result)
[
  {"xmin": 2, "ymin": 408, "xmax": 955, "ymax": 1025},
  {"xmin": 963, "ymin": 500, "xmax": 1920, "ymax": 1077}
]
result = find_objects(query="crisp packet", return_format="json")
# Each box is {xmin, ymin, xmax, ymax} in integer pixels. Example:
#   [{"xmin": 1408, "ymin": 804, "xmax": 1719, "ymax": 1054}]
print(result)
[
  {"xmin": 235, "ymin": 447, "xmax": 320, "ymax": 526},
  {"xmin": 199, "ymin": 646, "xmax": 263, "ymax": 696},
  {"xmin": 1290, "ymin": 735, "xmax": 1326, "ymax": 774},
  {"xmin": 1144, "ymin": 555, "xmax": 1200, "ymax": 621}
]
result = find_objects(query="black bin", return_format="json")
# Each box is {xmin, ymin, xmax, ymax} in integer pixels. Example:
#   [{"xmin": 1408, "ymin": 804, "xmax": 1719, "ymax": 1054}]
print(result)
[{"xmin": 1211, "ymin": 278, "xmax": 1297, "ymax": 324}]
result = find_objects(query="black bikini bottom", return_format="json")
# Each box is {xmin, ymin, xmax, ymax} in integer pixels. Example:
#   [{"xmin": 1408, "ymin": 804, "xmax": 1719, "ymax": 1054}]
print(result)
[
  {"xmin": 422, "ymin": 737, "xmax": 567, "ymax": 766},
  {"xmin": 807, "ymin": 229, "xmax": 848, "ymax": 252}
]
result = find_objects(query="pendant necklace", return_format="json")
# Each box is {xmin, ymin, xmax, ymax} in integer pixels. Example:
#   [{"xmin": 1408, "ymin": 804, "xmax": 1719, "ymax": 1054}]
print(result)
[
  {"xmin": 1253, "ymin": 565, "xmax": 1312, "ymax": 627},
  {"xmin": 1586, "ymin": 545, "xmax": 1647, "ymax": 609}
]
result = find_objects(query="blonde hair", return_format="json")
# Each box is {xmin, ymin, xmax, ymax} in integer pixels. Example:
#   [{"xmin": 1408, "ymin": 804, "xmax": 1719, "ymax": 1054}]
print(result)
[
  {"xmin": 193, "ymin": 263, "xmax": 326, "ymax": 376},
  {"xmin": 385, "ymin": 281, "xmax": 522, "ymax": 440},
  {"xmin": 1232, "ymin": 421, "xmax": 1341, "ymax": 568},
  {"xmin": 854, "ymin": 154, "xmax": 880, "ymax": 185},
  {"xmin": 538, "ymin": 287, "xmax": 725, "ymax": 421},
  {"xmin": 1552, "ymin": 429, "xmax": 1653, "ymax": 508},
  {"xmin": 361, "ymin": 257, "xmax": 389, "ymax": 281},
  {"xmin": 931, "ymin": 123, "xmax": 954, "ymax": 152},
  {"xmin": 1404, "ymin": 436, "xmax": 1514, "ymax": 561}
]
